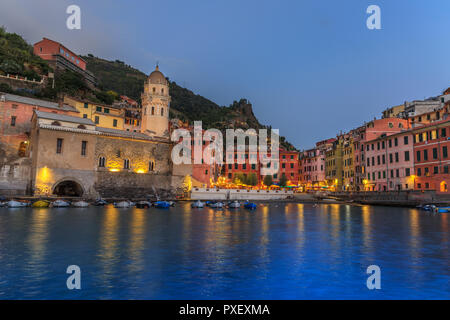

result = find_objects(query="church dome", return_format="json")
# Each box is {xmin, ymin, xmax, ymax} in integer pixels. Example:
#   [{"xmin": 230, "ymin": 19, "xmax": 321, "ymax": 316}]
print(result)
[{"xmin": 148, "ymin": 65, "xmax": 167, "ymax": 85}]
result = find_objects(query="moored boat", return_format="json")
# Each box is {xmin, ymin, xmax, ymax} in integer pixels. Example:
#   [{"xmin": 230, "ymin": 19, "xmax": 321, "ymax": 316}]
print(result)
[
  {"xmin": 52, "ymin": 200, "xmax": 70, "ymax": 207},
  {"xmin": 136, "ymin": 201, "xmax": 151, "ymax": 209},
  {"xmin": 228, "ymin": 201, "xmax": 240, "ymax": 208},
  {"xmin": 72, "ymin": 201, "xmax": 89, "ymax": 208},
  {"xmin": 93, "ymin": 199, "xmax": 108, "ymax": 206},
  {"xmin": 154, "ymin": 201, "xmax": 170, "ymax": 209},
  {"xmin": 210, "ymin": 201, "xmax": 224, "ymax": 208},
  {"xmin": 7, "ymin": 200, "xmax": 29, "ymax": 208},
  {"xmin": 114, "ymin": 201, "xmax": 131, "ymax": 208},
  {"xmin": 191, "ymin": 200, "xmax": 204, "ymax": 208},
  {"xmin": 436, "ymin": 206, "xmax": 450, "ymax": 213},
  {"xmin": 244, "ymin": 201, "xmax": 257, "ymax": 210},
  {"xmin": 32, "ymin": 200, "xmax": 50, "ymax": 208}
]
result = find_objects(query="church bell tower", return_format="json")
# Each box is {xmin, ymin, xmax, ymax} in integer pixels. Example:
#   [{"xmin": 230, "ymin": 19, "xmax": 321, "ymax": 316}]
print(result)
[{"xmin": 141, "ymin": 65, "xmax": 170, "ymax": 137}]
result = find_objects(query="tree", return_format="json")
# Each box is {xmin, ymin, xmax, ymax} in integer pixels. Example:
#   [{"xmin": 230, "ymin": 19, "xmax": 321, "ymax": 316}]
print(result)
[
  {"xmin": 247, "ymin": 173, "xmax": 258, "ymax": 186},
  {"xmin": 263, "ymin": 175, "xmax": 273, "ymax": 187},
  {"xmin": 279, "ymin": 173, "xmax": 288, "ymax": 187}
]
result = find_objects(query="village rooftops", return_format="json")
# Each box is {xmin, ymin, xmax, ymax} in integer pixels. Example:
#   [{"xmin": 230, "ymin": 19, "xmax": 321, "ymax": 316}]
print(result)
[{"xmin": 0, "ymin": 93, "xmax": 78, "ymax": 112}]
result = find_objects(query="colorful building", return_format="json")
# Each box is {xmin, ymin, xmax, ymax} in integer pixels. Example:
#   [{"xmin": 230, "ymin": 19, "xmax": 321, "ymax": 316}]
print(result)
[
  {"xmin": 413, "ymin": 119, "xmax": 450, "ymax": 193},
  {"xmin": 64, "ymin": 96, "xmax": 125, "ymax": 130},
  {"xmin": 33, "ymin": 38, "xmax": 96, "ymax": 85},
  {"xmin": 365, "ymin": 131, "xmax": 414, "ymax": 191}
]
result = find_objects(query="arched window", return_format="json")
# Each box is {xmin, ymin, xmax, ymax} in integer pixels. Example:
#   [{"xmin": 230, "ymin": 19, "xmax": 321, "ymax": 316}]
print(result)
[
  {"xmin": 77, "ymin": 124, "xmax": 86, "ymax": 129},
  {"xmin": 161, "ymin": 88, "xmax": 164, "ymax": 94},
  {"xmin": 51, "ymin": 121, "xmax": 61, "ymax": 126},
  {"xmin": 161, "ymin": 108, "xmax": 164, "ymax": 116},
  {"xmin": 152, "ymin": 87, "xmax": 156, "ymax": 93},
  {"xmin": 124, "ymin": 159, "xmax": 130, "ymax": 169},
  {"xmin": 98, "ymin": 157, "xmax": 106, "ymax": 168},
  {"xmin": 151, "ymin": 106, "xmax": 155, "ymax": 115}
]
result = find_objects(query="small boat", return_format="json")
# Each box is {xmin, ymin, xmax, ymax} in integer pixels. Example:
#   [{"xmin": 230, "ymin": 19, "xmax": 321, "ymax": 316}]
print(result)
[
  {"xmin": 191, "ymin": 200, "xmax": 204, "ymax": 208},
  {"xmin": 210, "ymin": 201, "xmax": 224, "ymax": 209},
  {"xmin": 52, "ymin": 200, "xmax": 70, "ymax": 207},
  {"xmin": 114, "ymin": 201, "xmax": 131, "ymax": 208},
  {"xmin": 32, "ymin": 200, "xmax": 50, "ymax": 208},
  {"xmin": 205, "ymin": 201, "xmax": 213, "ymax": 207},
  {"xmin": 244, "ymin": 202, "xmax": 257, "ymax": 210},
  {"xmin": 93, "ymin": 199, "xmax": 108, "ymax": 206},
  {"xmin": 228, "ymin": 201, "xmax": 240, "ymax": 208},
  {"xmin": 436, "ymin": 206, "xmax": 450, "ymax": 213},
  {"xmin": 72, "ymin": 201, "xmax": 89, "ymax": 208},
  {"xmin": 136, "ymin": 201, "xmax": 151, "ymax": 209},
  {"xmin": 7, "ymin": 200, "xmax": 29, "ymax": 208},
  {"xmin": 154, "ymin": 201, "xmax": 170, "ymax": 209},
  {"xmin": 168, "ymin": 201, "xmax": 175, "ymax": 207},
  {"xmin": 421, "ymin": 204, "xmax": 436, "ymax": 211},
  {"xmin": 0, "ymin": 201, "xmax": 7, "ymax": 207}
]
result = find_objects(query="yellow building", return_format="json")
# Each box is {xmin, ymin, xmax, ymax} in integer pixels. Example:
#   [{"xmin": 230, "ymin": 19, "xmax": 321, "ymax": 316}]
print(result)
[
  {"xmin": 342, "ymin": 135, "xmax": 355, "ymax": 191},
  {"xmin": 64, "ymin": 96, "xmax": 124, "ymax": 130},
  {"xmin": 325, "ymin": 138, "xmax": 343, "ymax": 191}
]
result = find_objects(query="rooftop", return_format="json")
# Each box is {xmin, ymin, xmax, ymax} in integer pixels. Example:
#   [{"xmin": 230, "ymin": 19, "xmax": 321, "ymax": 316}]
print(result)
[
  {"xmin": 1, "ymin": 93, "xmax": 78, "ymax": 112},
  {"xmin": 34, "ymin": 110, "xmax": 95, "ymax": 125}
]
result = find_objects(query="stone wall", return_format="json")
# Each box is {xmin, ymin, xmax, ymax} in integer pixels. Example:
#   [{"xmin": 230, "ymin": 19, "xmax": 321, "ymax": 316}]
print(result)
[{"xmin": 94, "ymin": 136, "xmax": 176, "ymax": 198}]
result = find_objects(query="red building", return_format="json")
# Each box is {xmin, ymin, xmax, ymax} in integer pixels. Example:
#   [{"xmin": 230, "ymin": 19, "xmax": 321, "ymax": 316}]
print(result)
[
  {"xmin": 33, "ymin": 38, "xmax": 96, "ymax": 85},
  {"xmin": 413, "ymin": 119, "xmax": 450, "ymax": 193},
  {"xmin": 279, "ymin": 149, "xmax": 299, "ymax": 184},
  {"xmin": 224, "ymin": 147, "xmax": 260, "ymax": 183}
]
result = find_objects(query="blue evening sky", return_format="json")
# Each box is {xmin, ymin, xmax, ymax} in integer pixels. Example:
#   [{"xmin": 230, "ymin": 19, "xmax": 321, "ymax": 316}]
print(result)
[{"xmin": 1, "ymin": 0, "xmax": 449, "ymax": 149}]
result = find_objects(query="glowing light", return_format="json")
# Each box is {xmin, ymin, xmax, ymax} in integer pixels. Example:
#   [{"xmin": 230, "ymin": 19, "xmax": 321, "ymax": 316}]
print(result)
[
  {"xmin": 135, "ymin": 169, "xmax": 146, "ymax": 174},
  {"xmin": 109, "ymin": 168, "xmax": 120, "ymax": 172}
]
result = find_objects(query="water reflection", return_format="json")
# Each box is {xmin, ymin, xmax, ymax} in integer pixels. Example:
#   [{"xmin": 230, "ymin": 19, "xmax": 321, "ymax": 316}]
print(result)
[
  {"xmin": 127, "ymin": 208, "xmax": 146, "ymax": 275},
  {"xmin": 98, "ymin": 206, "xmax": 119, "ymax": 289},
  {"xmin": 25, "ymin": 209, "xmax": 50, "ymax": 281}
]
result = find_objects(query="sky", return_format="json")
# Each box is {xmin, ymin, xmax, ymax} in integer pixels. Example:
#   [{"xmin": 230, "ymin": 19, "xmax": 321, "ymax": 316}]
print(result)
[{"xmin": 1, "ymin": 0, "xmax": 450, "ymax": 149}]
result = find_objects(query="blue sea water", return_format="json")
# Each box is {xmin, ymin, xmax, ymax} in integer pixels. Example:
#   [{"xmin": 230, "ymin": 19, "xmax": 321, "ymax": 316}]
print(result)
[{"xmin": 0, "ymin": 203, "xmax": 448, "ymax": 299}]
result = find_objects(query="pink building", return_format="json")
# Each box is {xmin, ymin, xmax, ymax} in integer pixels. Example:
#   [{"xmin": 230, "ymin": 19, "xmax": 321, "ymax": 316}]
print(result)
[
  {"xmin": 299, "ymin": 145, "xmax": 326, "ymax": 190},
  {"xmin": 364, "ymin": 131, "xmax": 414, "ymax": 191}
]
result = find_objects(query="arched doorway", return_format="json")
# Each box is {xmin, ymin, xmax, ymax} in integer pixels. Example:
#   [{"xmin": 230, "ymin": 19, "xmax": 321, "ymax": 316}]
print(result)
[{"xmin": 53, "ymin": 180, "xmax": 84, "ymax": 197}]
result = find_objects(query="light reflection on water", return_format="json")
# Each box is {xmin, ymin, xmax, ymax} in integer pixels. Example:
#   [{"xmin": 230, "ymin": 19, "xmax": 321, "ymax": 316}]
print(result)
[{"xmin": 0, "ymin": 203, "xmax": 448, "ymax": 299}]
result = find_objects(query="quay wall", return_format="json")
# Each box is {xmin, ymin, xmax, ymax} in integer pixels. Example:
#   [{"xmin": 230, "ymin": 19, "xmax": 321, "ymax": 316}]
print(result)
[{"xmin": 191, "ymin": 188, "xmax": 294, "ymax": 200}]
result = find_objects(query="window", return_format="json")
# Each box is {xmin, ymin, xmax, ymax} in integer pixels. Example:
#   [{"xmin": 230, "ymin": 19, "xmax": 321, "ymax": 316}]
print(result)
[
  {"xmin": 84, "ymin": 103, "xmax": 88, "ymax": 109},
  {"xmin": 161, "ymin": 108, "xmax": 164, "ymax": 116},
  {"xmin": 151, "ymin": 107, "xmax": 155, "ymax": 115},
  {"xmin": 433, "ymin": 148, "xmax": 438, "ymax": 159},
  {"xmin": 424, "ymin": 150, "xmax": 428, "ymax": 161},
  {"xmin": 396, "ymin": 169, "xmax": 399, "ymax": 177},
  {"xmin": 389, "ymin": 154, "xmax": 393, "ymax": 163},
  {"xmin": 56, "ymin": 138, "xmax": 63, "ymax": 154},
  {"xmin": 149, "ymin": 160, "xmax": 155, "ymax": 171},
  {"xmin": 77, "ymin": 125, "xmax": 86, "ymax": 129},
  {"xmin": 228, "ymin": 164, "xmax": 232, "ymax": 169},
  {"xmin": 104, "ymin": 108, "xmax": 110, "ymax": 114},
  {"xmin": 416, "ymin": 150, "xmax": 421, "ymax": 162},
  {"xmin": 10, "ymin": 116, "xmax": 16, "ymax": 126},
  {"xmin": 124, "ymin": 159, "xmax": 130, "ymax": 169},
  {"xmin": 251, "ymin": 164, "xmax": 256, "ymax": 170},
  {"xmin": 95, "ymin": 116, "xmax": 99, "ymax": 124},
  {"xmin": 443, "ymin": 146, "xmax": 448, "ymax": 158},
  {"xmin": 81, "ymin": 141, "xmax": 87, "ymax": 156},
  {"xmin": 389, "ymin": 139, "xmax": 392, "ymax": 148},
  {"xmin": 98, "ymin": 157, "xmax": 106, "ymax": 167},
  {"xmin": 113, "ymin": 119, "xmax": 118, "ymax": 127},
  {"xmin": 404, "ymin": 151, "xmax": 410, "ymax": 161},
  {"xmin": 434, "ymin": 166, "xmax": 438, "ymax": 174},
  {"xmin": 444, "ymin": 166, "xmax": 449, "ymax": 174},
  {"xmin": 417, "ymin": 168, "xmax": 422, "ymax": 176},
  {"xmin": 405, "ymin": 168, "xmax": 410, "ymax": 176},
  {"xmin": 395, "ymin": 152, "xmax": 399, "ymax": 162},
  {"xmin": 394, "ymin": 138, "xmax": 398, "ymax": 147},
  {"xmin": 83, "ymin": 114, "xmax": 87, "ymax": 118},
  {"xmin": 441, "ymin": 128, "xmax": 447, "ymax": 138},
  {"xmin": 96, "ymin": 106, "xmax": 102, "ymax": 112},
  {"xmin": 404, "ymin": 136, "xmax": 408, "ymax": 145}
]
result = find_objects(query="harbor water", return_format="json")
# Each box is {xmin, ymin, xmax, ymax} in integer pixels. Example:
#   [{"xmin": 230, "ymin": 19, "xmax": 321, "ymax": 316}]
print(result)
[{"xmin": 0, "ymin": 203, "xmax": 448, "ymax": 299}]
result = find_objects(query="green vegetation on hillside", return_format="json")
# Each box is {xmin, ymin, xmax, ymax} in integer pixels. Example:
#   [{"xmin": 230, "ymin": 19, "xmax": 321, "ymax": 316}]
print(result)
[{"xmin": 0, "ymin": 27, "xmax": 51, "ymax": 81}]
